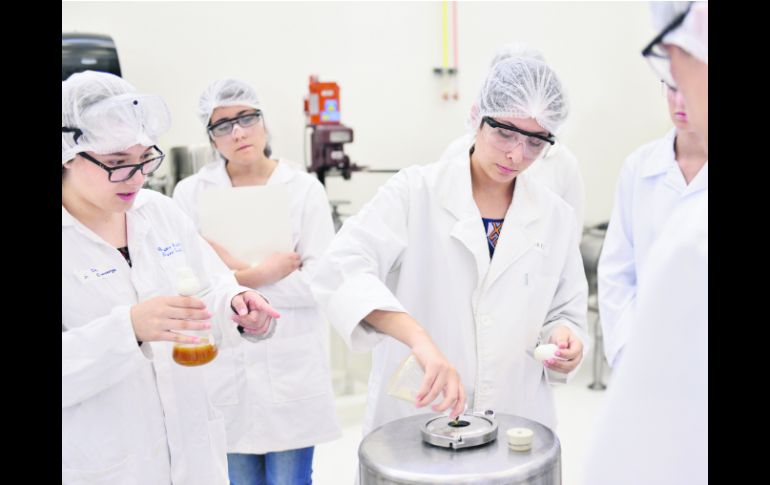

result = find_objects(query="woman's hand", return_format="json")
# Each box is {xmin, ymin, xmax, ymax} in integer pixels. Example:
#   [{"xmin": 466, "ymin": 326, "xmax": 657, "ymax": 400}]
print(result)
[
  {"xmin": 255, "ymin": 252, "xmax": 301, "ymax": 284},
  {"xmin": 411, "ymin": 333, "xmax": 466, "ymax": 418},
  {"xmin": 364, "ymin": 310, "xmax": 467, "ymax": 418},
  {"xmin": 544, "ymin": 325, "xmax": 584, "ymax": 373},
  {"xmin": 230, "ymin": 291, "xmax": 281, "ymax": 335},
  {"xmin": 235, "ymin": 252, "xmax": 301, "ymax": 288},
  {"xmin": 130, "ymin": 295, "xmax": 212, "ymax": 343}
]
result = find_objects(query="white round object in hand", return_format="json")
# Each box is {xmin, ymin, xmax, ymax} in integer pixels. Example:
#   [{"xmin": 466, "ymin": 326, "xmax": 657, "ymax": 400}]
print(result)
[{"xmin": 534, "ymin": 343, "xmax": 559, "ymax": 362}]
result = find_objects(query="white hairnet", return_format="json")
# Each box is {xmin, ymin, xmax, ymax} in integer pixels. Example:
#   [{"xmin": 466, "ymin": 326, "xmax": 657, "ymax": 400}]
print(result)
[
  {"xmin": 198, "ymin": 78, "xmax": 261, "ymax": 126},
  {"xmin": 61, "ymin": 71, "xmax": 171, "ymax": 164},
  {"xmin": 471, "ymin": 57, "xmax": 568, "ymax": 135},
  {"xmin": 489, "ymin": 41, "xmax": 545, "ymax": 68},
  {"xmin": 650, "ymin": 1, "xmax": 708, "ymax": 64}
]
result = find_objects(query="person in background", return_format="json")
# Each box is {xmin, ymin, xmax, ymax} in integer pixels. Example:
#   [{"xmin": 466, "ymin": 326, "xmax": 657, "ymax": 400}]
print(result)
[
  {"xmin": 582, "ymin": 3, "xmax": 707, "ymax": 484},
  {"xmin": 598, "ymin": 80, "xmax": 707, "ymax": 369},
  {"xmin": 173, "ymin": 78, "xmax": 340, "ymax": 485},
  {"xmin": 643, "ymin": 1, "xmax": 708, "ymax": 150},
  {"xmin": 62, "ymin": 71, "xmax": 279, "ymax": 484}
]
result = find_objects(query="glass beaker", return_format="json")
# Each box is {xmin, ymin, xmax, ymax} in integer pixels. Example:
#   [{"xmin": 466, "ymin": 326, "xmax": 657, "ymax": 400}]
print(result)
[
  {"xmin": 387, "ymin": 354, "xmax": 425, "ymax": 403},
  {"xmin": 172, "ymin": 266, "xmax": 218, "ymax": 366}
]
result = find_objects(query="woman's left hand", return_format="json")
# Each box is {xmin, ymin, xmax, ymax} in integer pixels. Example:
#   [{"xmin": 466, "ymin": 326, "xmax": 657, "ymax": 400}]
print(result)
[
  {"xmin": 544, "ymin": 325, "xmax": 584, "ymax": 374},
  {"xmin": 230, "ymin": 291, "xmax": 281, "ymax": 335}
]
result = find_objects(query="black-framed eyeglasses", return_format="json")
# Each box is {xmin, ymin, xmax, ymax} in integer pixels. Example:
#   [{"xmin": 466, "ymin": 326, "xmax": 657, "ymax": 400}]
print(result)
[
  {"xmin": 660, "ymin": 79, "xmax": 679, "ymax": 96},
  {"xmin": 641, "ymin": 2, "xmax": 692, "ymax": 89},
  {"xmin": 481, "ymin": 116, "xmax": 555, "ymax": 159},
  {"xmin": 207, "ymin": 110, "xmax": 262, "ymax": 137},
  {"xmin": 78, "ymin": 145, "xmax": 166, "ymax": 183}
]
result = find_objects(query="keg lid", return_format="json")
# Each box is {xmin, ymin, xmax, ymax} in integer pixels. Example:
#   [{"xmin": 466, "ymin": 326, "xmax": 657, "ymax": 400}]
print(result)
[{"xmin": 420, "ymin": 411, "xmax": 498, "ymax": 449}]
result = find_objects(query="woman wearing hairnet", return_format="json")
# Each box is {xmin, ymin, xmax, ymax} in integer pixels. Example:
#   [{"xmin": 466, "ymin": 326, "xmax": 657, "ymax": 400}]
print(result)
[
  {"xmin": 173, "ymin": 78, "xmax": 340, "ymax": 485},
  {"xmin": 643, "ymin": 0, "xmax": 707, "ymax": 149},
  {"xmin": 441, "ymin": 42, "xmax": 585, "ymax": 239},
  {"xmin": 311, "ymin": 57, "xmax": 588, "ymax": 440},
  {"xmin": 62, "ymin": 71, "xmax": 279, "ymax": 484},
  {"xmin": 598, "ymin": 81, "xmax": 707, "ymax": 369},
  {"xmin": 582, "ymin": 2, "xmax": 707, "ymax": 484}
]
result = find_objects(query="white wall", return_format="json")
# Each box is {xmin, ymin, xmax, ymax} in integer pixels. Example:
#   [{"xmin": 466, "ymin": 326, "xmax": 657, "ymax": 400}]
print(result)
[{"xmin": 62, "ymin": 1, "xmax": 671, "ymax": 225}]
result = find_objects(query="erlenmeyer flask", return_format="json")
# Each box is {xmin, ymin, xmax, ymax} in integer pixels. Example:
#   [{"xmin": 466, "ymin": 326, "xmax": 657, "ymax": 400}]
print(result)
[{"xmin": 172, "ymin": 266, "xmax": 218, "ymax": 366}]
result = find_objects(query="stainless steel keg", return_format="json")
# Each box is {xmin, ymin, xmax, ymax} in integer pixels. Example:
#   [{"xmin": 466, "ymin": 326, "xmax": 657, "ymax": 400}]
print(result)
[{"xmin": 359, "ymin": 412, "xmax": 561, "ymax": 484}]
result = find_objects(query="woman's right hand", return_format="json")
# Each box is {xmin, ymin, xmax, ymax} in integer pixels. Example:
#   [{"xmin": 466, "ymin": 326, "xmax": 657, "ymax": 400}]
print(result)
[
  {"xmin": 411, "ymin": 334, "xmax": 466, "ymax": 418},
  {"xmin": 130, "ymin": 295, "xmax": 212, "ymax": 343}
]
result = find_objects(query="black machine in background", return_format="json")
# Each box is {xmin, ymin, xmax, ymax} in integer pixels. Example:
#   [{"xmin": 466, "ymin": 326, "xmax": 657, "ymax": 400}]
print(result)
[
  {"xmin": 62, "ymin": 33, "xmax": 122, "ymax": 81},
  {"xmin": 308, "ymin": 124, "xmax": 356, "ymax": 185},
  {"xmin": 303, "ymin": 75, "xmax": 361, "ymax": 186},
  {"xmin": 302, "ymin": 75, "xmax": 398, "ymax": 188}
]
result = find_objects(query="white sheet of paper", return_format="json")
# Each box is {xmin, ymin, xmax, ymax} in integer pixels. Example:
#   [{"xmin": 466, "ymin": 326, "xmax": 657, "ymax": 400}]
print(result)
[{"xmin": 198, "ymin": 185, "xmax": 292, "ymax": 265}]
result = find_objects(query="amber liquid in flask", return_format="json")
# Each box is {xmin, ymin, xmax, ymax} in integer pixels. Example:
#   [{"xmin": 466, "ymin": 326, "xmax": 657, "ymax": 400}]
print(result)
[
  {"xmin": 172, "ymin": 266, "xmax": 218, "ymax": 366},
  {"xmin": 172, "ymin": 337, "xmax": 219, "ymax": 366}
]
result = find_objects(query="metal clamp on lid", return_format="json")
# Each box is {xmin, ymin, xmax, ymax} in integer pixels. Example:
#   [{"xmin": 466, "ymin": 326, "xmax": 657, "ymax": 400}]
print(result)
[{"xmin": 420, "ymin": 409, "xmax": 498, "ymax": 450}]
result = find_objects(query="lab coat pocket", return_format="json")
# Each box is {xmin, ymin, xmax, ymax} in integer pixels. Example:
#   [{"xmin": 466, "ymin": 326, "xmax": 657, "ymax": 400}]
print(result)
[
  {"xmin": 61, "ymin": 454, "xmax": 135, "ymax": 485},
  {"xmin": 527, "ymin": 273, "xmax": 561, "ymax": 323},
  {"xmin": 266, "ymin": 333, "xmax": 328, "ymax": 403}
]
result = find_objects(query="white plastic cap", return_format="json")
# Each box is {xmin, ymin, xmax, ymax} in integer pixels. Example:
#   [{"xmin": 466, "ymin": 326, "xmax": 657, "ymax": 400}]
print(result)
[
  {"xmin": 507, "ymin": 427, "xmax": 534, "ymax": 451},
  {"xmin": 176, "ymin": 266, "xmax": 200, "ymax": 296}
]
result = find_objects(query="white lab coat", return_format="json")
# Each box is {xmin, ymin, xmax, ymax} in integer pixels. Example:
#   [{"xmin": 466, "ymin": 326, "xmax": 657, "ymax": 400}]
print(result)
[
  {"xmin": 62, "ymin": 189, "xmax": 252, "ymax": 485},
  {"xmin": 583, "ymin": 192, "xmax": 707, "ymax": 485},
  {"xmin": 598, "ymin": 128, "xmax": 708, "ymax": 367},
  {"xmin": 173, "ymin": 159, "xmax": 341, "ymax": 454},
  {"xmin": 311, "ymin": 150, "xmax": 588, "ymax": 436},
  {"xmin": 441, "ymin": 132, "xmax": 586, "ymax": 236}
]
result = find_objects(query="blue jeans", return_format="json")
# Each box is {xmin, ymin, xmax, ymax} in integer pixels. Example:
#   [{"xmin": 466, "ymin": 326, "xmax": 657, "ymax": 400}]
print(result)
[{"xmin": 228, "ymin": 447, "xmax": 314, "ymax": 485}]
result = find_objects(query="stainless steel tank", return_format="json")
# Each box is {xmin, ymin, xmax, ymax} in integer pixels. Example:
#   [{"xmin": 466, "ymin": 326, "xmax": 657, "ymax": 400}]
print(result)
[
  {"xmin": 359, "ymin": 413, "xmax": 561, "ymax": 484},
  {"xmin": 579, "ymin": 222, "xmax": 609, "ymax": 390},
  {"xmin": 168, "ymin": 144, "xmax": 216, "ymax": 192}
]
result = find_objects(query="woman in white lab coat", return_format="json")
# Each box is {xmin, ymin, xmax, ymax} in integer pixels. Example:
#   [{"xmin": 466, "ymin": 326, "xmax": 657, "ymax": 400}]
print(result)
[
  {"xmin": 62, "ymin": 71, "xmax": 279, "ymax": 485},
  {"xmin": 598, "ymin": 81, "xmax": 707, "ymax": 369},
  {"xmin": 441, "ymin": 42, "xmax": 585, "ymax": 235},
  {"xmin": 173, "ymin": 78, "xmax": 340, "ymax": 485},
  {"xmin": 311, "ymin": 57, "xmax": 588, "ymax": 438}
]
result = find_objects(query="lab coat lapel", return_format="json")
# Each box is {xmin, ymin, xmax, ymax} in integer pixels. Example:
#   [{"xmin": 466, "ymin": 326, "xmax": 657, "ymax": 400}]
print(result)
[
  {"xmin": 450, "ymin": 216, "xmax": 490, "ymax": 290},
  {"xmin": 439, "ymin": 152, "xmax": 490, "ymax": 287},
  {"xmin": 126, "ymin": 195, "xmax": 152, "ymax": 270},
  {"xmin": 265, "ymin": 159, "xmax": 295, "ymax": 185},
  {"xmin": 485, "ymin": 175, "xmax": 540, "ymax": 290}
]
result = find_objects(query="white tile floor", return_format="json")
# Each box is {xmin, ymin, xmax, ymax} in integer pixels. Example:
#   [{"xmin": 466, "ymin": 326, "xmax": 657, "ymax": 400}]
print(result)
[{"xmin": 313, "ymin": 334, "xmax": 612, "ymax": 484}]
